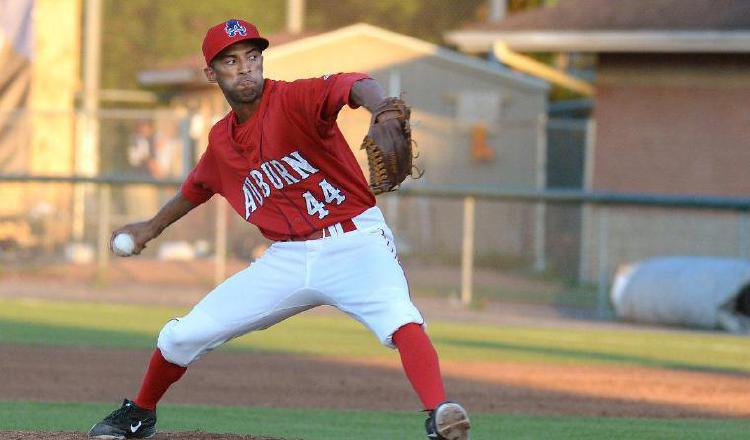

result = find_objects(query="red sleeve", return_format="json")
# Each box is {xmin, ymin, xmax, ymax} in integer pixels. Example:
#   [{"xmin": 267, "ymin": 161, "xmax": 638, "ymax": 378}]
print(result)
[
  {"xmin": 286, "ymin": 72, "xmax": 371, "ymax": 132},
  {"xmin": 180, "ymin": 145, "xmax": 219, "ymax": 205}
]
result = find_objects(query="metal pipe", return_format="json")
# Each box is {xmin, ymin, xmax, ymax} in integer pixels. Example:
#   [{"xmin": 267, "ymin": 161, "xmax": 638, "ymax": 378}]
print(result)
[
  {"xmin": 596, "ymin": 208, "xmax": 610, "ymax": 318},
  {"xmin": 461, "ymin": 196, "xmax": 476, "ymax": 305},
  {"xmin": 488, "ymin": 0, "xmax": 507, "ymax": 22},
  {"xmin": 286, "ymin": 0, "xmax": 304, "ymax": 34},
  {"xmin": 96, "ymin": 183, "xmax": 111, "ymax": 285},
  {"xmin": 739, "ymin": 211, "xmax": 750, "ymax": 259},
  {"xmin": 534, "ymin": 113, "xmax": 547, "ymax": 272},
  {"xmin": 579, "ymin": 118, "xmax": 597, "ymax": 282},
  {"xmin": 3, "ymin": 175, "xmax": 750, "ymax": 211}
]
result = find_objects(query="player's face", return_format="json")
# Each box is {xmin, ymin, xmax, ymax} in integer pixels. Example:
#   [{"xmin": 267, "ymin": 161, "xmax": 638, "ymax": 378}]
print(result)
[{"xmin": 205, "ymin": 41, "xmax": 264, "ymax": 105}]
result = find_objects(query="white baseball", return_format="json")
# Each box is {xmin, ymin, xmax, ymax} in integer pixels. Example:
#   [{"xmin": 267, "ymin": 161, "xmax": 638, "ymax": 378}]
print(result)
[{"xmin": 112, "ymin": 232, "xmax": 135, "ymax": 256}]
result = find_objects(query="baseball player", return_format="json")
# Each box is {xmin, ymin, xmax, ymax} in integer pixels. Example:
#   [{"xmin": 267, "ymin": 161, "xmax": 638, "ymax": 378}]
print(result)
[{"xmin": 88, "ymin": 19, "xmax": 470, "ymax": 440}]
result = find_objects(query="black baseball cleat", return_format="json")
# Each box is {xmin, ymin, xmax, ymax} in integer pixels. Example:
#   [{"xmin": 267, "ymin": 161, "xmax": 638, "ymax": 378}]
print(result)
[
  {"xmin": 425, "ymin": 401, "xmax": 471, "ymax": 440},
  {"xmin": 88, "ymin": 399, "xmax": 157, "ymax": 439}
]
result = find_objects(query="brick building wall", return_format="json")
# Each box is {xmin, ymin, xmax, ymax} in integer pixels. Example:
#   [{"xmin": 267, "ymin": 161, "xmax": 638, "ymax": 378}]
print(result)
[{"xmin": 592, "ymin": 53, "xmax": 750, "ymax": 196}]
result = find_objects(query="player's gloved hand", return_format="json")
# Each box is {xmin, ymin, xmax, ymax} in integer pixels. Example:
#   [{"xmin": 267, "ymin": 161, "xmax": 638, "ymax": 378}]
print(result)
[{"xmin": 360, "ymin": 97, "xmax": 421, "ymax": 194}]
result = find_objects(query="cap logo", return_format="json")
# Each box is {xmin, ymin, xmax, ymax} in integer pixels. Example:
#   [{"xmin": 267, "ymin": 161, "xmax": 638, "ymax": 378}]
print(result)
[{"xmin": 224, "ymin": 20, "xmax": 247, "ymax": 37}]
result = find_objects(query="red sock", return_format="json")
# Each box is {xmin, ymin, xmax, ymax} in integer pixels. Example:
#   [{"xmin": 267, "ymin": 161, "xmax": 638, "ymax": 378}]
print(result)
[
  {"xmin": 392, "ymin": 323, "xmax": 446, "ymax": 411},
  {"xmin": 134, "ymin": 349, "xmax": 187, "ymax": 410}
]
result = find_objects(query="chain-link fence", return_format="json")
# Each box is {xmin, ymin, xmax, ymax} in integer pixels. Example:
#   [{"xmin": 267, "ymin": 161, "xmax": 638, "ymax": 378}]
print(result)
[
  {"xmin": 3, "ymin": 108, "xmax": 750, "ymax": 318},
  {"xmin": 3, "ymin": 173, "xmax": 750, "ymax": 317}
]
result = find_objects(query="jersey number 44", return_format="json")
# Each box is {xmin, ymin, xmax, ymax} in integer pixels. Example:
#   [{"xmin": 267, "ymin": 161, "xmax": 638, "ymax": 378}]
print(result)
[{"xmin": 302, "ymin": 179, "xmax": 346, "ymax": 219}]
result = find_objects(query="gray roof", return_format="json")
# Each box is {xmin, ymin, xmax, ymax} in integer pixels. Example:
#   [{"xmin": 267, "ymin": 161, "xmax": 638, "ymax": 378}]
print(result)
[
  {"xmin": 445, "ymin": 0, "xmax": 750, "ymax": 53},
  {"xmin": 467, "ymin": 0, "xmax": 750, "ymax": 31}
]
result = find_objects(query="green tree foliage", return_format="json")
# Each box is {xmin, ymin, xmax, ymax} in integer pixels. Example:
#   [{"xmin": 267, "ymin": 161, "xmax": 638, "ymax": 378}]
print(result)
[
  {"xmin": 100, "ymin": 0, "xmax": 555, "ymax": 90},
  {"xmin": 508, "ymin": 0, "xmax": 558, "ymax": 13},
  {"xmin": 306, "ymin": 0, "xmax": 485, "ymax": 44},
  {"xmin": 101, "ymin": 0, "xmax": 284, "ymax": 89}
]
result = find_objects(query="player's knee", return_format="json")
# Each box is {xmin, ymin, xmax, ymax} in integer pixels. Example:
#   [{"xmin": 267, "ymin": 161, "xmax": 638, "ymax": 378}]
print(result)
[
  {"xmin": 156, "ymin": 318, "xmax": 219, "ymax": 366},
  {"xmin": 157, "ymin": 319, "xmax": 192, "ymax": 366}
]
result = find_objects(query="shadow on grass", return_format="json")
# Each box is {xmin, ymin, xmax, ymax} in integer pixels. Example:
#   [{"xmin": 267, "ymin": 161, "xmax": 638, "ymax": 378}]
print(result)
[
  {"xmin": 0, "ymin": 319, "xmax": 157, "ymax": 349},
  {"xmin": 4, "ymin": 317, "xmax": 748, "ymax": 378},
  {"xmin": 0, "ymin": 319, "xmax": 301, "ymax": 356},
  {"xmin": 436, "ymin": 337, "xmax": 750, "ymax": 377}
]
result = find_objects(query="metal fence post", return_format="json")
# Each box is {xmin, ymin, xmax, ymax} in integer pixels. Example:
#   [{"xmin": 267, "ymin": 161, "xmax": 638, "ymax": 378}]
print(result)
[
  {"xmin": 214, "ymin": 200, "xmax": 228, "ymax": 286},
  {"xmin": 534, "ymin": 202, "xmax": 546, "ymax": 272},
  {"xmin": 739, "ymin": 210, "xmax": 750, "ymax": 260},
  {"xmin": 96, "ymin": 183, "xmax": 111, "ymax": 285},
  {"xmin": 461, "ymin": 196, "xmax": 476, "ymax": 306},
  {"xmin": 596, "ymin": 207, "xmax": 610, "ymax": 318},
  {"xmin": 534, "ymin": 113, "xmax": 547, "ymax": 272},
  {"xmin": 579, "ymin": 203, "xmax": 592, "ymax": 283},
  {"xmin": 579, "ymin": 118, "xmax": 597, "ymax": 283},
  {"xmin": 386, "ymin": 194, "xmax": 399, "ymax": 238}
]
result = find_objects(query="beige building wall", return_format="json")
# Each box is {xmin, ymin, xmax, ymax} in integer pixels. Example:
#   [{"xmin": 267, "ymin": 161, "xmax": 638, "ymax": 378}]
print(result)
[
  {"xmin": 0, "ymin": 50, "xmax": 31, "ymax": 218},
  {"xmin": 13, "ymin": 0, "xmax": 80, "ymax": 244},
  {"xmin": 29, "ymin": 0, "xmax": 80, "ymax": 176},
  {"xmin": 38, "ymin": 0, "xmax": 81, "ymax": 242},
  {"xmin": 1, "ymin": 0, "xmax": 80, "ymax": 250}
]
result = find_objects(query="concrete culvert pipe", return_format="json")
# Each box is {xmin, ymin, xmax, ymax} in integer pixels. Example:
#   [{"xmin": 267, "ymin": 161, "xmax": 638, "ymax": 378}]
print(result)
[{"xmin": 610, "ymin": 256, "xmax": 750, "ymax": 333}]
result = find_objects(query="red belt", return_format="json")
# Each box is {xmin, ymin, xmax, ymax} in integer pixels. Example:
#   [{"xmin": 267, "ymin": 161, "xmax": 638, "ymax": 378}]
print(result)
[{"xmin": 284, "ymin": 218, "xmax": 357, "ymax": 241}]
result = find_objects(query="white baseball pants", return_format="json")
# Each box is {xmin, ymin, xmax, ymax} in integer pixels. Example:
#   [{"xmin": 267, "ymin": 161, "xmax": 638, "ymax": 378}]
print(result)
[{"xmin": 157, "ymin": 207, "xmax": 424, "ymax": 367}]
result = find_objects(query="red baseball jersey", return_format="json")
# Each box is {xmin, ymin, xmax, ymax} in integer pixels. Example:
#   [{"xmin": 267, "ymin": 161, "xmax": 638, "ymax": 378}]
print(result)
[{"xmin": 181, "ymin": 72, "xmax": 376, "ymax": 241}]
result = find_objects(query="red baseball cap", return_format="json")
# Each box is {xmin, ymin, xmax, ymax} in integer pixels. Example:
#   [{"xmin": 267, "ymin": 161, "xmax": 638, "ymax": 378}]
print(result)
[{"xmin": 202, "ymin": 19, "xmax": 269, "ymax": 66}]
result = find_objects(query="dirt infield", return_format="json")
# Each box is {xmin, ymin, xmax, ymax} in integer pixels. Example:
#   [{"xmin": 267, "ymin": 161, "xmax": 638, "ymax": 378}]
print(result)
[{"xmin": 2, "ymin": 343, "xmax": 749, "ymax": 419}]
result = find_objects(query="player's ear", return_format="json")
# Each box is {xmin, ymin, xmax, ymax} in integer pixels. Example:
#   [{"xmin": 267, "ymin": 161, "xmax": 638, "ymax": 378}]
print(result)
[{"xmin": 204, "ymin": 66, "xmax": 217, "ymax": 82}]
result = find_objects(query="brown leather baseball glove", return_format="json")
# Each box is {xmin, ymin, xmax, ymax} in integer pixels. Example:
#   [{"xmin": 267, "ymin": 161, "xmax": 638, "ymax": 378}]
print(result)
[{"xmin": 361, "ymin": 97, "xmax": 420, "ymax": 194}]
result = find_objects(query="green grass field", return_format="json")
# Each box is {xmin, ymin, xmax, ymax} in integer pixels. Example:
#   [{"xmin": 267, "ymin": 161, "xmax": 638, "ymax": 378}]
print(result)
[
  {"xmin": 2, "ymin": 297, "xmax": 750, "ymax": 371},
  {"xmin": 1, "ymin": 297, "xmax": 750, "ymax": 439},
  {"xmin": 1, "ymin": 401, "xmax": 749, "ymax": 440}
]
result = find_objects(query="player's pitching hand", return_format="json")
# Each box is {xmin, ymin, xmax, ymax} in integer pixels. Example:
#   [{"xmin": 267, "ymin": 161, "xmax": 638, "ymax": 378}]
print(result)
[{"xmin": 110, "ymin": 221, "xmax": 157, "ymax": 256}]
